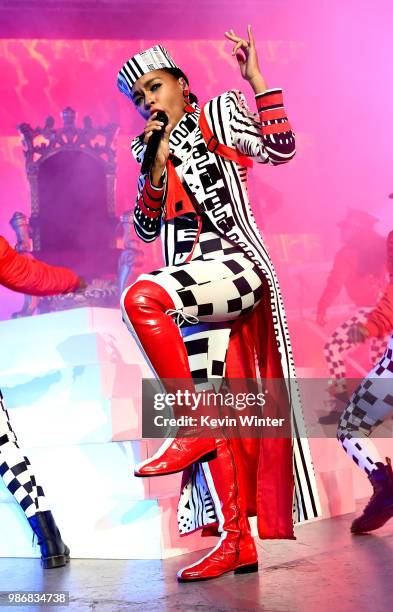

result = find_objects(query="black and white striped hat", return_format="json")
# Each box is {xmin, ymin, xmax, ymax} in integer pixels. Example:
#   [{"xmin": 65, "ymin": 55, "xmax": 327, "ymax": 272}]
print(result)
[{"xmin": 117, "ymin": 45, "xmax": 180, "ymax": 102}]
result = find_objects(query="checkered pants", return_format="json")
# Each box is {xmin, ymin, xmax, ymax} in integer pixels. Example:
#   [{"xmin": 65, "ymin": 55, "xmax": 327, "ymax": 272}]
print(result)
[
  {"xmin": 324, "ymin": 307, "xmax": 387, "ymax": 382},
  {"xmin": 130, "ymin": 222, "xmax": 264, "ymax": 387},
  {"xmin": 0, "ymin": 389, "xmax": 48, "ymax": 518},
  {"xmin": 337, "ymin": 334, "xmax": 393, "ymax": 474}
]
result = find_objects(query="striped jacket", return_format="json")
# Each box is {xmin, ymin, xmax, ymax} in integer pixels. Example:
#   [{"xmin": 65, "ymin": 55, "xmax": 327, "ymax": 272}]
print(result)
[
  {"xmin": 131, "ymin": 88, "xmax": 295, "ymax": 248},
  {"xmin": 129, "ymin": 88, "xmax": 321, "ymax": 525}
]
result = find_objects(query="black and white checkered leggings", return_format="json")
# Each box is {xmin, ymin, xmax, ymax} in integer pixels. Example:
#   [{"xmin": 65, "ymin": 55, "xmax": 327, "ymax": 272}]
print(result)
[
  {"xmin": 0, "ymin": 389, "xmax": 47, "ymax": 518},
  {"xmin": 129, "ymin": 219, "xmax": 264, "ymax": 387},
  {"xmin": 324, "ymin": 307, "xmax": 387, "ymax": 382},
  {"xmin": 337, "ymin": 334, "xmax": 393, "ymax": 474}
]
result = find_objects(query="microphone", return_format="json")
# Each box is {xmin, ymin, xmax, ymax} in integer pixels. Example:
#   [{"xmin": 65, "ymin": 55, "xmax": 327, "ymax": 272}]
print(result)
[{"xmin": 141, "ymin": 111, "xmax": 169, "ymax": 175}]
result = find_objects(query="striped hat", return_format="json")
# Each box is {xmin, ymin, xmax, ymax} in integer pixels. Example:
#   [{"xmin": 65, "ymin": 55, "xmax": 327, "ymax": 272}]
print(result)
[{"xmin": 117, "ymin": 45, "xmax": 179, "ymax": 102}]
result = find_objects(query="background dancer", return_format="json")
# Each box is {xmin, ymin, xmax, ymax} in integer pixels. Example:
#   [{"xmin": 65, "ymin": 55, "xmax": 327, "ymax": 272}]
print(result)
[
  {"xmin": 337, "ymin": 229, "xmax": 393, "ymax": 533},
  {"xmin": 317, "ymin": 208, "xmax": 387, "ymax": 423},
  {"xmin": 0, "ymin": 234, "xmax": 83, "ymax": 568}
]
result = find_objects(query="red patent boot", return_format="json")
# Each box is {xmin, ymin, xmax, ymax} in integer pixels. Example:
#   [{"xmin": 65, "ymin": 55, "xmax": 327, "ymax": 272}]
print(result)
[
  {"xmin": 121, "ymin": 279, "xmax": 216, "ymax": 477},
  {"xmin": 177, "ymin": 437, "xmax": 258, "ymax": 582}
]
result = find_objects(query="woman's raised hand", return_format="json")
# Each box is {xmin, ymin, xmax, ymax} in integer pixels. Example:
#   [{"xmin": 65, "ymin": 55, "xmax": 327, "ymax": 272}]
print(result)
[{"xmin": 224, "ymin": 25, "xmax": 262, "ymax": 84}]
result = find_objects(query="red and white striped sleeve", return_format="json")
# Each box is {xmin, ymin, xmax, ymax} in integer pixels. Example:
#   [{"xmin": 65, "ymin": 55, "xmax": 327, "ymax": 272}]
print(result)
[
  {"xmin": 230, "ymin": 89, "xmax": 296, "ymax": 165},
  {"xmin": 133, "ymin": 173, "xmax": 165, "ymax": 243},
  {"xmin": 130, "ymin": 135, "xmax": 165, "ymax": 242}
]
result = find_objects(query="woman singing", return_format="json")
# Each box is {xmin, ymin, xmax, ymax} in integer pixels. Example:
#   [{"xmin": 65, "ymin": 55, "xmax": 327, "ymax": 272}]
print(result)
[{"xmin": 117, "ymin": 26, "xmax": 320, "ymax": 582}]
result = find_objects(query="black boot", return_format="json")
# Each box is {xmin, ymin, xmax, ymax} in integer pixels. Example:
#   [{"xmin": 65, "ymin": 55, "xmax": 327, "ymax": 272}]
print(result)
[
  {"xmin": 351, "ymin": 458, "xmax": 393, "ymax": 534},
  {"xmin": 318, "ymin": 391, "xmax": 349, "ymax": 425},
  {"xmin": 28, "ymin": 511, "xmax": 70, "ymax": 569}
]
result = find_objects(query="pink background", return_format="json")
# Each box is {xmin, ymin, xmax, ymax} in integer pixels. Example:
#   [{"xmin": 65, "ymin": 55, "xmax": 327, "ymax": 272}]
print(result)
[
  {"xmin": 0, "ymin": 1, "xmax": 392, "ymax": 358},
  {"xmin": 0, "ymin": 3, "xmax": 392, "ymax": 558}
]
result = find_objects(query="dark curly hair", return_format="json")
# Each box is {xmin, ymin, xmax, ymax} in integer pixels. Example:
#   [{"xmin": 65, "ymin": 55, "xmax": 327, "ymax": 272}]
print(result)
[{"xmin": 160, "ymin": 67, "xmax": 198, "ymax": 104}]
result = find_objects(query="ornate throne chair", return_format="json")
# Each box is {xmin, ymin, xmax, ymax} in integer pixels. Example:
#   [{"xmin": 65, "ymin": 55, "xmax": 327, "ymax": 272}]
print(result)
[{"xmin": 16, "ymin": 108, "xmax": 121, "ymax": 313}]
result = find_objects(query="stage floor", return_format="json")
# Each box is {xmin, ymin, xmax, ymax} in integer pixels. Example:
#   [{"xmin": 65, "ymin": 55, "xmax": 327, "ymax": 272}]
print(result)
[{"xmin": 0, "ymin": 500, "xmax": 391, "ymax": 612}]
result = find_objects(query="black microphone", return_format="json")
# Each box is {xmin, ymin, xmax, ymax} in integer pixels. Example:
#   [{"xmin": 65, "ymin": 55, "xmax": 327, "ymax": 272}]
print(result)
[{"xmin": 141, "ymin": 111, "xmax": 169, "ymax": 175}]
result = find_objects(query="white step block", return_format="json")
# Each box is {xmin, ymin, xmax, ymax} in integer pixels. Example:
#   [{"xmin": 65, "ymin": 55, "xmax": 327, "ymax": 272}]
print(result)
[
  {"xmin": 0, "ymin": 440, "xmax": 182, "ymax": 506},
  {"xmin": 0, "ymin": 437, "xmax": 218, "ymax": 558},
  {"xmin": 1, "ymin": 362, "xmax": 128, "ymax": 403},
  {"xmin": 0, "ymin": 494, "xmax": 218, "ymax": 560},
  {"xmin": 0, "ymin": 363, "xmax": 146, "ymax": 446},
  {"xmin": 0, "ymin": 497, "xmax": 163, "ymax": 559},
  {"xmin": 0, "ymin": 504, "xmax": 42, "ymax": 558},
  {"xmin": 0, "ymin": 308, "xmax": 150, "ymax": 376},
  {"xmin": 0, "ymin": 441, "xmax": 148, "ymax": 505},
  {"xmin": 0, "ymin": 438, "xmax": 217, "ymax": 560}
]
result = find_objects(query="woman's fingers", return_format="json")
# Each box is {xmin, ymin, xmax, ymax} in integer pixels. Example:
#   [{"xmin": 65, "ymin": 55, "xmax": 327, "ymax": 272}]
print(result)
[
  {"xmin": 225, "ymin": 26, "xmax": 254, "ymax": 47},
  {"xmin": 224, "ymin": 29, "xmax": 242, "ymax": 42},
  {"xmin": 145, "ymin": 112, "xmax": 163, "ymax": 127},
  {"xmin": 144, "ymin": 121, "xmax": 172, "ymax": 144},
  {"xmin": 224, "ymin": 29, "xmax": 234, "ymax": 39},
  {"xmin": 247, "ymin": 24, "xmax": 255, "ymax": 47},
  {"xmin": 143, "ymin": 130, "xmax": 153, "ymax": 144},
  {"xmin": 225, "ymin": 29, "xmax": 251, "ymax": 56},
  {"xmin": 146, "ymin": 119, "xmax": 165, "ymax": 130},
  {"xmin": 143, "ymin": 122, "xmax": 164, "ymax": 142},
  {"xmin": 143, "ymin": 127, "xmax": 162, "ymax": 144},
  {"xmin": 162, "ymin": 123, "xmax": 172, "ymax": 141},
  {"xmin": 232, "ymin": 41, "xmax": 249, "ymax": 57},
  {"xmin": 228, "ymin": 28, "xmax": 241, "ymax": 41},
  {"xmin": 225, "ymin": 28, "xmax": 249, "ymax": 42}
]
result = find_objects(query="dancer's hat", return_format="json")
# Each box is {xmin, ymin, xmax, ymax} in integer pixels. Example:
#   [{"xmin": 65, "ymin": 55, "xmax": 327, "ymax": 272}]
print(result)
[{"xmin": 337, "ymin": 208, "xmax": 379, "ymax": 228}]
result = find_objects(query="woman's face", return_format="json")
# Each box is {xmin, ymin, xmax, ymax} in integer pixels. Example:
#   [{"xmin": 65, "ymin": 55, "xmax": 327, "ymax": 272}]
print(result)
[{"xmin": 131, "ymin": 70, "xmax": 185, "ymax": 126}]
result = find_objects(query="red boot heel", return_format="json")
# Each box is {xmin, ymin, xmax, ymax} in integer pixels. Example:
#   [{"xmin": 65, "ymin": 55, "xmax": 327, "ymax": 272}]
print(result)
[
  {"xmin": 200, "ymin": 449, "xmax": 218, "ymax": 463},
  {"xmin": 234, "ymin": 562, "xmax": 259, "ymax": 575}
]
